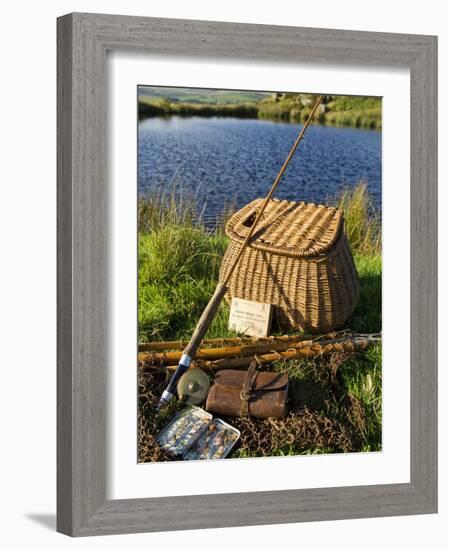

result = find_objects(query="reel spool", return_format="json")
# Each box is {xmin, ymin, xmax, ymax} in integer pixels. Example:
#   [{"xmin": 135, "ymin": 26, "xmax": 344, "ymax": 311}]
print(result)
[{"xmin": 176, "ymin": 368, "xmax": 210, "ymax": 406}]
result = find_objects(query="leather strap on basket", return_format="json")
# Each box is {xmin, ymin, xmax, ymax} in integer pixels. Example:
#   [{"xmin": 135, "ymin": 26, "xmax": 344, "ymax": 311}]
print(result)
[{"xmin": 240, "ymin": 360, "xmax": 258, "ymax": 416}]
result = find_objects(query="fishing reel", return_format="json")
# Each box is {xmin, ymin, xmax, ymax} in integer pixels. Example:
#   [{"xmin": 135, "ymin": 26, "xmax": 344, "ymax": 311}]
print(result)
[{"xmin": 176, "ymin": 368, "xmax": 210, "ymax": 405}]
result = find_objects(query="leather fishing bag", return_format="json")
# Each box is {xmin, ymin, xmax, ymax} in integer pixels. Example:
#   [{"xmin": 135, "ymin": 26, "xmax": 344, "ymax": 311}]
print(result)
[{"xmin": 205, "ymin": 361, "xmax": 289, "ymax": 419}]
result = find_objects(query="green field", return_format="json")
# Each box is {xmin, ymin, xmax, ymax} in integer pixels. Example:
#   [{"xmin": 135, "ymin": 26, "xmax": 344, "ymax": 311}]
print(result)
[
  {"xmin": 139, "ymin": 86, "xmax": 269, "ymax": 104},
  {"xmin": 138, "ymin": 184, "xmax": 382, "ymax": 461}
]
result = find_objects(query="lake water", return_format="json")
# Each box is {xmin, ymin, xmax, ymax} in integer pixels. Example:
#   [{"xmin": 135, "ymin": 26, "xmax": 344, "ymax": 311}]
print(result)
[{"xmin": 138, "ymin": 116, "xmax": 381, "ymax": 225}]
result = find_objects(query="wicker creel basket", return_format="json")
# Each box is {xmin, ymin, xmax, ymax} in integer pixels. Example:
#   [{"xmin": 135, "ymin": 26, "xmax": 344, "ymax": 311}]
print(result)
[{"xmin": 219, "ymin": 198, "xmax": 359, "ymax": 332}]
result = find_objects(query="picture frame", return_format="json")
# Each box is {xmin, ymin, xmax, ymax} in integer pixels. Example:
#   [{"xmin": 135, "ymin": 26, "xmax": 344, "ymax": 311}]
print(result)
[{"xmin": 57, "ymin": 12, "xmax": 437, "ymax": 536}]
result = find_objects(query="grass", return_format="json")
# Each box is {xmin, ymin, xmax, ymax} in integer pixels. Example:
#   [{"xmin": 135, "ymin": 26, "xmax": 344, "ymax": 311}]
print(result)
[
  {"xmin": 258, "ymin": 94, "xmax": 381, "ymax": 129},
  {"xmin": 324, "ymin": 96, "xmax": 382, "ymax": 130},
  {"xmin": 138, "ymin": 224, "xmax": 230, "ymax": 340},
  {"xmin": 138, "ymin": 183, "xmax": 382, "ymax": 455},
  {"xmin": 323, "ymin": 108, "xmax": 381, "ymax": 130}
]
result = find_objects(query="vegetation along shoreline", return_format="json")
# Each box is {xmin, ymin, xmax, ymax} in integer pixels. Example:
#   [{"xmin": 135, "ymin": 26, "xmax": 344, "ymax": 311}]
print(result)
[{"xmin": 138, "ymin": 93, "xmax": 382, "ymax": 130}]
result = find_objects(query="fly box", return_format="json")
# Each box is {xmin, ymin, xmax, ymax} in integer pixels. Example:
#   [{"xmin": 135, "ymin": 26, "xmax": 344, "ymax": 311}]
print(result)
[
  {"xmin": 183, "ymin": 418, "xmax": 240, "ymax": 460},
  {"xmin": 156, "ymin": 406, "xmax": 240, "ymax": 460}
]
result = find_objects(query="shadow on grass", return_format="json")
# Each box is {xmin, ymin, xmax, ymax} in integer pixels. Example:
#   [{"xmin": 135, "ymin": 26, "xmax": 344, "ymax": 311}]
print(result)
[
  {"xmin": 350, "ymin": 271, "xmax": 382, "ymax": 334},
  {"xmin": 287, "ymin": 368, "xmax": 334, "ymax": 414}
]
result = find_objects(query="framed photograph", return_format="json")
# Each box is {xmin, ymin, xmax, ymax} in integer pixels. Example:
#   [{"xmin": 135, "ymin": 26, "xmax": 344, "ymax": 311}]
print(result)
[{"xmin": 57, "ymin": 13, "xmax": 437, "ymax": 536}]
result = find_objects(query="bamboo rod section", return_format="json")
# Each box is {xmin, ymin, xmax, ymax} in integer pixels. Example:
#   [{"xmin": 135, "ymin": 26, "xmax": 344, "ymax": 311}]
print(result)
[
  {"xmin": 140, "ymin": 334, "xmax": 381, "ymax": 372},
  {"xmin": 138, "ymin": 334, "xmax": 312, "ymax": 352},
  {"xmin": 139, "ymin": 337, "xmax": 320, "ymax": 364},
  {"xmin": 194, "ymin": 336, "xmax": 380, "ymax": 371},
  {"xmin": 137, "ymin": 333, "xmax": 374, "ymax": 365}
]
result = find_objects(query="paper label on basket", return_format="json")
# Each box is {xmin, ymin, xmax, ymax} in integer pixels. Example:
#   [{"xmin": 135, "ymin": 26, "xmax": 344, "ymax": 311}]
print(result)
[{"xmin": 228, "ymin": 298, "xmax": 272, "ymax": 337}]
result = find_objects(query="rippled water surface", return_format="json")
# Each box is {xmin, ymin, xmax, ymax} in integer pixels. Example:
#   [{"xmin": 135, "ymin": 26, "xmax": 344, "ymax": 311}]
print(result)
[{"xmin": 138, "ymin": 117, "xmax": 381, "ymax": 222}]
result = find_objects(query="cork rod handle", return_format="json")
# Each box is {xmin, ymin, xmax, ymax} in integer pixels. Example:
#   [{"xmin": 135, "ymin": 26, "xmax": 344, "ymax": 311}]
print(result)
[{"xmin": 183, "ymin": 282, "xmax": 229, "ymax": 358}]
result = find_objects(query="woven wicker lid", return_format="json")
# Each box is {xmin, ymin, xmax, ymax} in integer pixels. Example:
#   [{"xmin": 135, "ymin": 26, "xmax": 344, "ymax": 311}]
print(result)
[{"xmin": 225, "ymin": 198, "xmax": 344, "ymax": 258}]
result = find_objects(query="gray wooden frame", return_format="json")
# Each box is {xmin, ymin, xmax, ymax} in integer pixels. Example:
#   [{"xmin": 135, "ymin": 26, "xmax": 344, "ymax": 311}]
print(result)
[{"xmin": 57, "ymin": 12, "xmax": 438, "ymax": 537}]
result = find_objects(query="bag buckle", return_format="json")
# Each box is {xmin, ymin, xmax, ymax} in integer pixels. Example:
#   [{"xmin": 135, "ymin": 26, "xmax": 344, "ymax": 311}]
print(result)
[{"xmin": 240, "ymin": 389, "xmax": 251, "ymax": 401}]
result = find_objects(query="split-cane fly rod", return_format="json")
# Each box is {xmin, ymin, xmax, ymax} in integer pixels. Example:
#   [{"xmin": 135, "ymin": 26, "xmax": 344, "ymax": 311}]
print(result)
[{"xmin": 157, "ymin": 95, "xmax": 323, "ymax": 409}]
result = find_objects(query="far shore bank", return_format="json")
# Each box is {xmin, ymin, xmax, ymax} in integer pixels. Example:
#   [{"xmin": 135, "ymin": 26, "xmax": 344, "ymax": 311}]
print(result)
[{"xmin": 138, "ymin": 94, "xmax": 382, "ymax": 130}]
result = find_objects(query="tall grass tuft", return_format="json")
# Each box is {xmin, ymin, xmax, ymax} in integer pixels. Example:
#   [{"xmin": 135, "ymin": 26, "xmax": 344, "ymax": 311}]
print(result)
[
  {"xmin": 139, "ymin": 188, "xmax": 236, "ymax": 235},
  {"xmin": 138, "ymin": 196, "xmax": 231, "ymax": 340},
  {"xmin": 138, "ymin": 190, "xmax": 197, "ymax": 234},
  {"xmin": 334, "ymin": 183, "xmax": 381, "ymax": 255}
]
